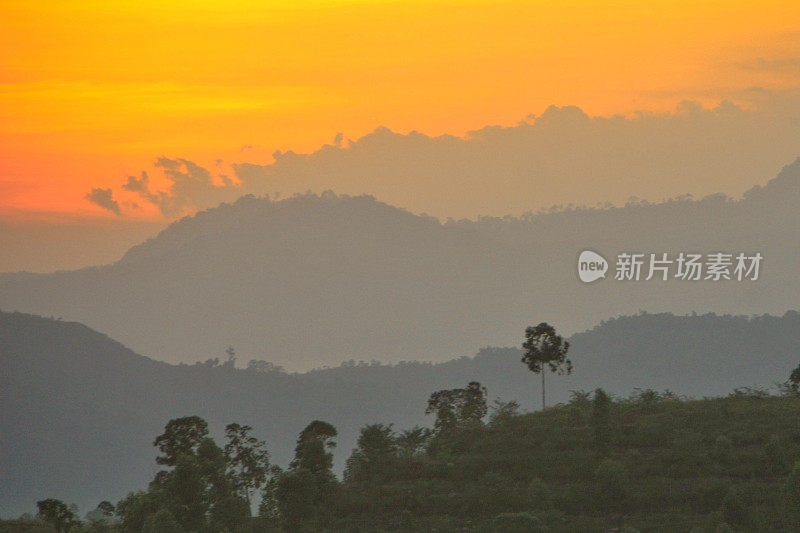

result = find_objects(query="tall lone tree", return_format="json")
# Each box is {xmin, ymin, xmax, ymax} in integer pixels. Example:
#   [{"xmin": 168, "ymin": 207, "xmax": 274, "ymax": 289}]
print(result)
[{"xmin": 522, "ymin": 322, "xmax": 572, "ymax": 409}]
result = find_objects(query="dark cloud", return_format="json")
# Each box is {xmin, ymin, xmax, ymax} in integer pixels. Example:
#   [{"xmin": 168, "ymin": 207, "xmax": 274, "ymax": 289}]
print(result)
[
  {"xmin": 84, "ymin": 188, "xmax": 121, "ymax": 215},
  {"xmin": 117, "ymin": 161, "xmax": 240, "ymax": 217},
  {"xmin": 122, "ymin": 172, "xmax": 150, "ymax": 193}
]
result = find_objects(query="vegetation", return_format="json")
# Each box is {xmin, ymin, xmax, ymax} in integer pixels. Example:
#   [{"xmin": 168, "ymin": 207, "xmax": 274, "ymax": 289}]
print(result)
[
  {"xmin": 522, "ymin": 322, "xmax": 572, "ymax": 409},
  {"xmin": 4, "ymin": 313, "xmax": 800, "ymax": 530},
  {"xmin": 8, "ymin": 382, "xmax": 800, "ymax": 532}
]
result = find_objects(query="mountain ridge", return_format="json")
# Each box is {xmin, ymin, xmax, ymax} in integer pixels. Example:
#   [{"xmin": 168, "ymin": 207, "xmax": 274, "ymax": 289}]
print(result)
[{"xmin": 0, "ymin": 161, "xmax": 796, "ymax": 368}]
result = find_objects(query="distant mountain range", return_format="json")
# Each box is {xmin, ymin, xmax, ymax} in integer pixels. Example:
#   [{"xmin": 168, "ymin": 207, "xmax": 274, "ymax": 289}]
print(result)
[
  {"xmin": 2, "ymin": 310, "xmax": 798, "ymax": 517},
  {"xmin": 0, "ymin": 159, "xmax": 797, "ymax": 368}
]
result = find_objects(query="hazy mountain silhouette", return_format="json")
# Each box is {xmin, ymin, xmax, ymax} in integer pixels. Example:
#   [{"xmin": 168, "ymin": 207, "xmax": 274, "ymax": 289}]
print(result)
[
  {"xmin": 2, "ymin": 310, "xmax": 799, "ymax": 517},
  {"xmin": 0, "ymin": 160, "xmax": 797, "ymax": 368}
]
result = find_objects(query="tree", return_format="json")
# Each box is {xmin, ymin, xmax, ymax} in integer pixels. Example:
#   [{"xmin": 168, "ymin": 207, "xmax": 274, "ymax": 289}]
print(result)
[
  {"xmin": 224, "ymin": 423, "xmax": 270, "ymax": 506},
  {"xmin": 787, "ymin": 364, "xmax": 800, "ymax": 395},
  {"xmin": 522, "ymin": 322, "xmax": 572, "ymax": 409},
  {"xmin": 85, "ymin": 500, "xmax": 115, "ymax": 524},
  {"xmin": 277, "ymin": 421, "xmax": 339, "ymax": 530},
  {"xmin": 290, "ymin": 420, "xmax": 337, "ymax": 476},
  {"xmin": 258, "ymin": 465, "xmax": 284, "ymax": 523},
  {"xmin": 344, "ymin": 423, "xmax": 397, "ymax": 482},
  {"xmin": 37, "ymin": 499, "xmax": 77, "ymax": 532},
  {"xmin": 425, "ymin": 381, "xmax": 488, "ymax": 432},
  {"xmin": 396, "ymin": 426, "xmax": 431, "ymax": 458},
  {"xmin": 153, "ymin": 416, "xmax": 209, "ymax": 467},
  {"xmin": 488, "ymin": 399, "xmax": 520, "ymax": 427},
  {"xmin": 116, "ymin": 491, "xmax": 162, "ymax": 532},
  {"xmin": 142, "ymin": 509, "xmax": 182, "ymax": 533},
  {"xmin": 276, "ymin": 468, "xmax": 319, "ymax": 531}
]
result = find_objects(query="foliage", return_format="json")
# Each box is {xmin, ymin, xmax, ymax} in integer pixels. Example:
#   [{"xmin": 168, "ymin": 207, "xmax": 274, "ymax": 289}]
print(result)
[
  {"xmin": 36, "ymin": 499, "xmax": 77, "ymax": 533},
  {"xmin": 396, "ymin": 426, "xmax": 431, "ymax": 458},
  {"xmin": 22, "ymin": 383, "xmax": 800, "ymax": 532},
  {"xmin": 289, "ymin": 420, "xmax": 337, "ymax": 476},
  {"xmin": 153, "ymin": 416, "xmax": 209, "ymax": 467},
  {"xmin": 488, "ymin": 399, "xmax": 520, "ymax": 427},
  {"xmin": 521, "ymin": 322, "xmax": 572, "ymax": 408},
  {"xmin": 425, "ymin": 381, "xmax": 487, "ymax": 432},
  {"xmin": 224, "ymin": 423, "xmax": 270, "ymax": 505},
  {"xmin": 276, "ymin": 421, "xmax": 339, "ymax": 530},
  {"xmin": 344, "ymin": 423, "xmax": 397, "ymax": 482},
  {"xmin": 788, "ymin": 363, "xmax": 800, "ymax": 394},
  {"xmin": 116, "ymin": 417, "xmax": 251, "ymax": 532}
]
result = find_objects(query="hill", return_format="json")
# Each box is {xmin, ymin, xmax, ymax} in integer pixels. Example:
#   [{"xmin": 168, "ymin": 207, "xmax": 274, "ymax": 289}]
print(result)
[
  {"xmin": 326, "ymin": 393, "xmax": 800, "ymax": 531},
  {"xmin": 0, "ymin": 159, "xmax": 797, "ymax": 368},
  {"xmin": 2, "ymin": 310, "xmax": 799, "ymax": 518}
]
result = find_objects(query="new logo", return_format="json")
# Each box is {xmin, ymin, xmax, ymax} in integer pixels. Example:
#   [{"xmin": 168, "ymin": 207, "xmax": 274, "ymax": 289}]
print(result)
[{"xmin": 578, "ymin": 250, "xmax": 608, "ymax": 283}]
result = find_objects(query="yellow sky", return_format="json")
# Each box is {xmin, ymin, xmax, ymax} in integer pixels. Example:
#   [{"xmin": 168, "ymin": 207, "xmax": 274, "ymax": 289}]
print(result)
[{"xmin": 1, "ymin": 0, "xmax": 799, "ymax": 218}]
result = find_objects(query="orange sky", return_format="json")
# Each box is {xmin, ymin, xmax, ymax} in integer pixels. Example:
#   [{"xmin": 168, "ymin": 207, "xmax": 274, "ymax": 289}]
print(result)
[{"xmin": 2, "ymin": 0, "xmax": 800, "ymax": 220}]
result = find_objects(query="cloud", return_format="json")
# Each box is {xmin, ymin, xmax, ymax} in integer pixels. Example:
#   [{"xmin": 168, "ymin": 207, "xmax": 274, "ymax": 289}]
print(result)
[
  {"xmin": 84, "ymin": 188, "xmax": 121, "ymax": 215},
  {"xmin": 117, "ymin": 161, "xmax": 240, "ymax": 217},
  {"xmin": 89, "ymin": 90, "xmax": 800, "ymax": 220},
  {"xmin": 230, "ymin": 91, "xmax": 800, "ymax": 218}
]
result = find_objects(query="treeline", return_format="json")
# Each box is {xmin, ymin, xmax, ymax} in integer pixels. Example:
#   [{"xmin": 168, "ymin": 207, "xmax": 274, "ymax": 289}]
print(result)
[{"xmin": 15, "ymin": 376, "xmax": 800, "ymax": 532}]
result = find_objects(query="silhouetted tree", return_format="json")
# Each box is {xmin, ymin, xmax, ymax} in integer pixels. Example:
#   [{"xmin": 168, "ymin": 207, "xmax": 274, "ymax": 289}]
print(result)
[
  {"xmin": 396, "ymin": 426, "xmax": 431, "ymax": 458},
  {"xmin": 119, "ymin": 416, "xmax": 249, "ymax": 532},
  {"xmin": 277, "ymin": 420, "xmax": 339, "ymax": 530},
  {"xmin": 425, "ymin": 381, "xmax": 488, "ymax": 432},
  {"xmin": 224, "ymin": 422, "xmax": 270, "ymax": 505},
  {"xmin": 85, "ymin": 500, "xmax": 115, "ymax": 525},
  {"xmin": 787, "ymin": 364, "xmax": 800, "ymax": 395},
  {"xmin": 290, "ymin": 420, "xmax": 337, "ymax": 477},
  {"xmin": 344, "ymin": 423, "xmax": 397, "ymax": 482},
  {"xmin": 37, "ymin": 499, "xmax": 77, "ymax": 532},
  {"xmin": 488, "ymin": 399, "xmax": 520, "ymax": 427},
  {"xmin": 153, "ymin": 416, "xmax": 209, "ymax": 467},
  {"xmin": 258, "ymin": 465, "xmax": 284, "ymax": 524},
  {"xmin": 116, "ymin": 491, "xmax": 161, "ymax": 532},
  {"xmin": 276, "ymin": 468, "xmax": 319, "ymax": 531},
  {"xmin": 522, "ymin": 322, "xmax": 572, "ymax": 409},
  {"xmin": 142, "ymin": 508, "xmax": 181, "ymax": 533}
]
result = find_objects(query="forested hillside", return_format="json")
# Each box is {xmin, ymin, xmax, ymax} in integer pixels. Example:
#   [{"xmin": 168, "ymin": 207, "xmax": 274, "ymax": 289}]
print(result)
[
  {"xmin": 1, "ymin": 158, "xmax": 797, "ymax": 369},
  {"xmin": 2, "ymin": 310, "xmax": 798, "ymax": 518}
]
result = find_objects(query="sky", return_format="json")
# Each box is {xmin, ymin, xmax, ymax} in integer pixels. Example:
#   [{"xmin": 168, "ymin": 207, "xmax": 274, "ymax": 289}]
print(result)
[{"xmin": 2, "ymin": 0, "xmax": 800, "ymax": 270}]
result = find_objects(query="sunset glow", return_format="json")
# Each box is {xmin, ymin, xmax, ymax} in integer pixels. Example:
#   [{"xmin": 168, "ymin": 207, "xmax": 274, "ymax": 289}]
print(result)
[{"xmin": 2, "ymin": 0, "xmax": 800, "ymax": 218}]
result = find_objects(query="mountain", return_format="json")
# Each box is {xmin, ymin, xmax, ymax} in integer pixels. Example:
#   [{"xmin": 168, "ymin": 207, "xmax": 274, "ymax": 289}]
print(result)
[
  {"xmin": 1, "ymin": 159, "xmax": 798, "ymax": 369},
  {"xmin": 2, "ymin": 310, "xmax": 799, "ymax": 517}
]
